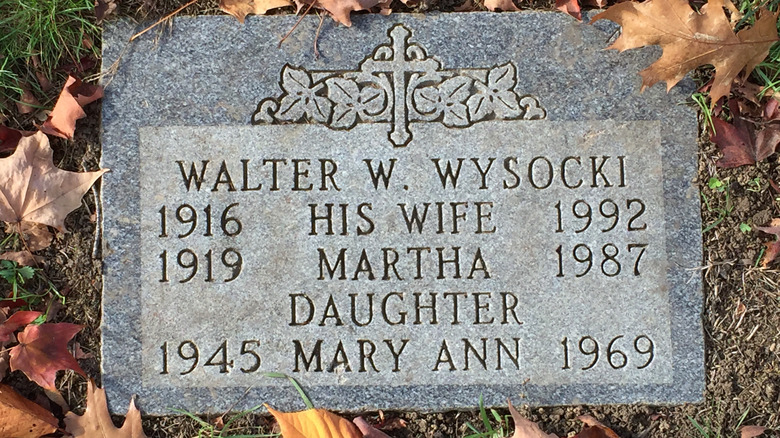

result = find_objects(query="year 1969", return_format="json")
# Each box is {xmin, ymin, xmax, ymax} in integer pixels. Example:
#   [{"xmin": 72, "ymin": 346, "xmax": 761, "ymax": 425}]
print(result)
[{"xmin": 560, "ymin": 335, "xmax": 655, "ymax": 370}]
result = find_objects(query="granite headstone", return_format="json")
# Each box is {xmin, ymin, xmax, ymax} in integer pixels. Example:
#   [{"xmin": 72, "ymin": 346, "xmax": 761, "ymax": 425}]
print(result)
[{"xmin": 100, "ymin": 13, "xmax": 704, "ymax": 414}]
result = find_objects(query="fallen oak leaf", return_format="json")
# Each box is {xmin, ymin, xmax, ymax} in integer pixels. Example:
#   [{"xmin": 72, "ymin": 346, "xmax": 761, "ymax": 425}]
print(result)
[
  {"xmin": 220, "ymin": 0, "xmax": 294, "ymax": 22},
  {"xmin": 9, "ymin": 322, "xmax": 85, "ymax": 390},
  {"xmin": 592, "ymin": 0, "xmax": 779, "ymax": 108},
  {"xmin": 755, "ymin": 218, "xmax": 780, "ymax": 267},
  {"xmin": 40, "ymin": 75, "xmax": 103, "ymax": 140},
  {"xmin": 64, "ymin": 379, "xmax": 149, "ymax": 438},
  {"xmin": 266, "ymin": 404, "xmax": 362, "ymax": 438},
  {"xmin": 508, "ymin": 400, "xmax": 557, "ymax": 438},
  {"xmin": 0, "ymin": 310, "xmax": 42, "ymax": 342},
  {"xmin": 0, "ymin": 383, "xmax": 59, "ymax": 438},
  {"xmin": 0, "ymin": 131, "xmax": 108, "ymax": 232}
]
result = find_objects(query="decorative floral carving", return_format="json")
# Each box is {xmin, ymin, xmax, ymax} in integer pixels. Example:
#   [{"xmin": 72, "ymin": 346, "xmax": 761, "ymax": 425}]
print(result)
[
  {"xmin": 467, "ymin": 63, "xmax": 523, "ymax": 122},
  {"xmin": 252, "ymin": 24, "xmax": 546, "ymax": 147},
  {"xmin": 414, "ymin": 76, "xmax": 474, "ymax": 127},
  {"xmin": 326, "ymin": 78, "xmax": 387, "ymax": 129},
  {"xmin": 275, "ymin": 66, "xmax": 332, "ymax": 124}
]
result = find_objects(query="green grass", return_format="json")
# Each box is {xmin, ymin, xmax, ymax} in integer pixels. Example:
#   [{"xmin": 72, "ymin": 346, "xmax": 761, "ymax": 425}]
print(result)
[
  {"xmin": 0, "ymin": 0, "xmax": 99, "ymax": 117},
  {"xmin": 688, "ymin": 408, "xmax": 750, "ymax": 438},
  {"xmin": 463, "ymin": 396, "xmax": 513, "ymax": 438},
  {"xmin": 736, "ymin": 0, "xmax": 780, "ymax": 96},
  {"xmin": 702, "ymin": 176, "xmax": 734, "ymax": 234},
  {"xmin": 171, "ymin": 406, "xmax": 279, "ymax": 438}
]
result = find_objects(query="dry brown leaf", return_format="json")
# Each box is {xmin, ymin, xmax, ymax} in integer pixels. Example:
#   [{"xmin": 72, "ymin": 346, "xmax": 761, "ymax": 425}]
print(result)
[
  {"xmin": 40, "ymin": 76, "xmax": 103, "ymax": 140},
  {"xmin": 455, "ymin": 0, "xmax": 477, "ymax": 11},
  {"xmin": 484, "ymin": 0, "xmax": 519, "ymax": 11},
  {"xmin": 508, "ymin": 401, "xmax": 557, "ymax": 438},
  {"xmin": 556, "ymin": 0, "xmax": 581, "ymax": 21},
  {"xmin": 0, "ymin": 309, "xmax": 8, "ymax": 379},
  {"xmin": 5, "ymin": 222, "xmax": 54, "ymax": 252},
  {"xmin": 95, "ymin": 0, "xmax": 118, "ymax": 22},
  {"xmin": 64, "ymin": 379, "xmax": 148, "ymax": 438},
  {"xmin": 0, "ymin": 350, "xmax": 8, "ymax": 380},
  {"xmin": 573, "ymin": 416, "xmax": 620, "ymax": 438},
  {"xmin": 0, "ymin": 383, "xmax": 59, "ymax": 438},
  {"xmin": 220, "ymin": 0, "xmax": 294, "ymax": 22},
  {"xmin": 0, "ymin": 250, "xmax": 43, "ymax": 267},
  {"xmin": 16, "ymin": 85, "xmax": 40, "ymax": 115},
  {"xmin": 294, "ymin": 0, "xmax": 386, "ymax": 26},
  {"xmin": 740, "ymin": 425, "xmax": 767, "ymax": 438},
  {"xmin": 582, "ymin": 0, "xmax": 606, "ymax": 8},
  {"xmin": 592, "ymin": 0, "xmax": 779, "ymax": 107},
  {"xmin": 0, "ymin": 131, "xmax": 108, "ymax": 232},
  {"xmin": 266, "ymin": 404, "xmax": 362, "ymax": 438},
  {"xmin": 755, "ymin": 218, "xmax": 780, "ymax": 267},
  {"xmin": 353, "ymin": 417, "xmax": 393, "ymax": 438},
  {"xmin": 31, "ymin": 56, "xmax": 52, "ymax": 94}
]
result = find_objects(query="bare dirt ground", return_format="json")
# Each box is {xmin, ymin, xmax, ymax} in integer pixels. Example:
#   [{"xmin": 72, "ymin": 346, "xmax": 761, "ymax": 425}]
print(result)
[{"xmin": 2, "ymin": 1, "xmax": 780, "ymax": 436}]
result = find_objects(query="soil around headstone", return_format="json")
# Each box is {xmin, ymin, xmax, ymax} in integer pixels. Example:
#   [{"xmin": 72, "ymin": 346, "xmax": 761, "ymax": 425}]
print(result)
[{"xmin": 1, "ymin": 1, "xmax": 779, "ymax": 437}]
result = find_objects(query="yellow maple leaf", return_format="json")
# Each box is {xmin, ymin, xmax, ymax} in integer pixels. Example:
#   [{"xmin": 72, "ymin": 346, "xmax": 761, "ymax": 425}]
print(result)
[
  {"xmin": 266, "ymin": 404, "xmax": 362, "ymax": 438},
  {"xmin": 592, "ymin": 0, "xmax": 779, "ymax": 107}
]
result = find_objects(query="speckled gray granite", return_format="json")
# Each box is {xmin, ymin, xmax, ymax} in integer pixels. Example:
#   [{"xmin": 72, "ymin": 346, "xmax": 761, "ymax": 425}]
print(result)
[{"xmin": 101, "ymin": 13, "xmax": 703, "ymax": 414}]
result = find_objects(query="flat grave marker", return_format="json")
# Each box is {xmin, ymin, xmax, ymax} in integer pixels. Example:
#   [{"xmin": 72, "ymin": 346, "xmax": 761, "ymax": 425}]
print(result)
[{"xmin": 100, "ymin": 13, "xmax": 704, "ymax": 413}]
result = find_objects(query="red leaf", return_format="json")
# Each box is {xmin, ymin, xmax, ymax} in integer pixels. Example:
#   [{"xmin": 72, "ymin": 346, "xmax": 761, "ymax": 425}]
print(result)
[
  {"xmin": 40, "ymin": 76, "xmax": 103, "ymax": 140},
  {"xmin": 712, "ymin": 101, "xmax": 779, "ymax": 168},
  {"xmin": 556, "ymin": 0, "xmax": 582, "ymax": 20},
  {"xmin": 0, "ymin": 126, "xmax": 35, "ymax": 154},
  {"xmin": 9, "ymin": 323, "xmax": 86, "ymax": 390},
  {"xmin": 0, "ymin": 311, "xmax": 42, "ymax": 343}
]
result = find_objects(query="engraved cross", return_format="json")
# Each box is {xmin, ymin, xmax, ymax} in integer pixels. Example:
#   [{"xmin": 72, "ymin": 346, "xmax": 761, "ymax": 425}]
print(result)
[{"xmin": 361, "ymin": 24, "xmax": 440, "ymax": 147}]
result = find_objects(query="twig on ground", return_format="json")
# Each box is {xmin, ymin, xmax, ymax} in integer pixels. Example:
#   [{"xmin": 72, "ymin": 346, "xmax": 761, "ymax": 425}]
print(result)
[
  {"xmin": 129, "ymin": 0, "xmax": 198, "ymax": 42},
  {"xmin": 82, "ymin": 161, "xmax": 102, "ymax": 260},
  {"xmin": 314, "ymin": 12, "xmax": 325, "ymax": 58},
  {"xmin": 279, "ymin": 1, "xmax": 316, "ymax": 48}
]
